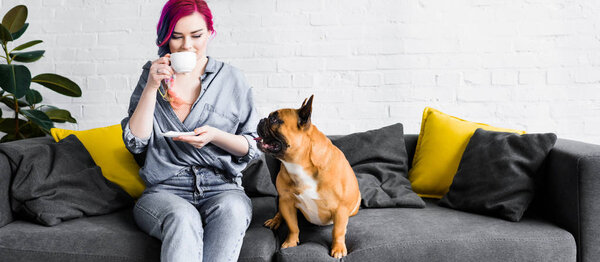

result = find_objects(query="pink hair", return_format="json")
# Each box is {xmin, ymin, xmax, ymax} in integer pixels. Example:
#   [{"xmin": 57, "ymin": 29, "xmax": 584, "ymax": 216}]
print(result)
[{"xmin": 156, "ymin": 0, "xmax": 214, "ymax": 55}]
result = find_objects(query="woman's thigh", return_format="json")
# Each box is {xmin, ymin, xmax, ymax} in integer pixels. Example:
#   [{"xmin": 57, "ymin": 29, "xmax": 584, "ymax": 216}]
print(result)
[{"xmin": 133, "ymin": 191, "xmax": 202, "ymax": 239}]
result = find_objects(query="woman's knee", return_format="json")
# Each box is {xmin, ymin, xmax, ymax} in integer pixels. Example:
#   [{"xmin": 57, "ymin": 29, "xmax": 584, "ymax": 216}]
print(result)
[{"xmin": 209, "ymin": 192, "xmax": 252, "ymax": 228}]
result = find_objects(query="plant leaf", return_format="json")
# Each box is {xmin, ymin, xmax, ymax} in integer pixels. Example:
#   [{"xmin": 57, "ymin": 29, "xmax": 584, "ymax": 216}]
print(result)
[
  {"xmin": 32, "ymin": 73, "xmax": 82, "ymax": 97},
  {"xmin": 25, "ymin": 89, "xmax": 42, "ymax": 105},
  {"xmin": 20, "ymin": 120, "xmax": 48, "ymax": 137},
  {"xmin": 21, "ymin": 109, "xmax": 54, "ymax": 132},
  {"xmin": 0, "ymin": 96, "xmax": 29, "ymax": 110},
  {"xmin": 10, "ymin": 22, "xmax": 28, "ymax": 41},
  {"xmin": 12, "ymin": 40, "xmax": 42, "ymax": 51},
  {"xmin": 0, "ymin": 24, "xmax": 13, "ymax": 42},
  {"xmin": 10, "ymin": 50, "xmax": 45, "ymax": 63},
  {"xmin": 44, "ymin": 108, "xmax": 76, "ymax": 123},
  {"xmin": 2, "ymin": 5, "xmax": 28, "ymax": 33},
  {"xmin": 0, "ymin": 64, "xmax": 31, "ymax": 98},
  {"xmin": 0, "ymin": 133, "xmax": 18, "ymax": 142},
  {"xmin": 0, "ymin": 117, "xmax": 27, "ymax": 134}
]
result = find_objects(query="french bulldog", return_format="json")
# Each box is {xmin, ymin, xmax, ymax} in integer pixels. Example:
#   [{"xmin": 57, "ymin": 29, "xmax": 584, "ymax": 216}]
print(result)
[{"xmin": 256, "ymin": 95, "xmax": 361, "ymax": 258}]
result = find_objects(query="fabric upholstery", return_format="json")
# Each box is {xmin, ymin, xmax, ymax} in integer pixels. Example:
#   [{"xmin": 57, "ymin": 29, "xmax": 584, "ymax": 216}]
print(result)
[
  {"xmin": 275, "ymin": 199, "xmax": 576, "ymax": 262},
  {"xmin": 3, "ymin": 135, "xmax": 133, "ymax": 226},
  {"xmin": 0, "ymin": 197, "xmax": 279, "ymax": 262},
  {"xmin": 409, "ymin": 107, "xmax": 525, "ymax": 199},
  {"xmin": 542, "ymin": 138, "xmax": 600, "ymax": 262},
  {"xmin": 242, "ymin": 154, "xmax": 278, "ymax": 197},
  {"xmin": 0, "ymin": 137, "xmax": 55, "ymax": 228},
  {"xmin": 0, "ymin": 151, "xmax": 13, "ymax": 228},
  {"xmin": 240, "ymin": 196, "xmax": 279, "ymax": 262},
  {"xmin": 0, "ymin": 209, "xmax": 160, "ymax": 262},
  {"xmin": 330, "ymin": 123, "xmax": 424, "ymax": 208},
  {"xmin": 439, "ymin": 129, "xmax": 557, "ymax": 221}
]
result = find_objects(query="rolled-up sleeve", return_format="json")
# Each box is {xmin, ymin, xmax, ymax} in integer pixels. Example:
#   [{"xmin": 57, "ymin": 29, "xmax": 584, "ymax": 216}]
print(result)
[
  {"xmin": 233, "ymin": 87, "xmax": 261, "ymax": 163},
  {"xmin": 122, "ymin": 120, "xmax": 150, "ymax": 154},
  {"xmin": 121, "ymin": 62, "xmax": 152, "ymax": 154}
]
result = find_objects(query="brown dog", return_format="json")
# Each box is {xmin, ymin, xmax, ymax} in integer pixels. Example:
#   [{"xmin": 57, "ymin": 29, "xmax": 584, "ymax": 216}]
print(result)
[{"xmin": 256, "ymin": 95, "xmax": 361, "ymax": 258}]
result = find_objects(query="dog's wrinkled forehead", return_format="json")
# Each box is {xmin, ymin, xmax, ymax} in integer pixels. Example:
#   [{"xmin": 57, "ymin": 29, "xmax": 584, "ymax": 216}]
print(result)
[{"xmin": 272, "ymin": 109, "xmax": 298, "ymax": 126}]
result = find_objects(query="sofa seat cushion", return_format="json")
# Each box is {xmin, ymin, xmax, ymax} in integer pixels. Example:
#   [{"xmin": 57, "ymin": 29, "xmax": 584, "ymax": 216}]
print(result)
[
  {"xmin": 0, "ymin": 196, "xmax": 278, "ymax": 262},
  {"xmin": 240, "ymin": 196, "xmax": 278, "ymax": 262},
  {"xmin": 275, "ymin": 199, "xmax": 576, "ymax": 262},
  {"xmin": 0, "ymin": 209, "xmax": 160, "ymax": 262}
]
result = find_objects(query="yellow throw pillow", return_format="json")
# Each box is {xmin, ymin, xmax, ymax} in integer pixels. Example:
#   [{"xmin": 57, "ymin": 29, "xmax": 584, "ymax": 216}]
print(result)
[
  {"xmin": 51, "ymin": 124, "xmax": 145, "ymax": 199},
  {"xmin": 408, "ymin": 107, "xmax": 525, "ymax": 199}
]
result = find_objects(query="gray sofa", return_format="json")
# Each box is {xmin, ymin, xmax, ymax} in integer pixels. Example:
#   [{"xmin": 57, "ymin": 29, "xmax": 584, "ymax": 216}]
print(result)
[{"xmin": 0, "ymin": 134, "xmax": 599, "ymax": 262}]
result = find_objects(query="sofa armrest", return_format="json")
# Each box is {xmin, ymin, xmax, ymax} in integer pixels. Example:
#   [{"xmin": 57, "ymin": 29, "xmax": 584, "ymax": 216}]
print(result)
[
  {"xmin": 0, "ymin": 151, "xmax": 13, "ymax": 228},
  {"xmin": 542, "ymin": 138, "xmax": 600, "ymax": 262}
]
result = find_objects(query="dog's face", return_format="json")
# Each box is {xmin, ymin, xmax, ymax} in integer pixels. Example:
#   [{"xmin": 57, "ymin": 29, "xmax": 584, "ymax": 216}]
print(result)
[{"xmin": 256, "ymin": 95, "xmax": 314, "ymax": 159}]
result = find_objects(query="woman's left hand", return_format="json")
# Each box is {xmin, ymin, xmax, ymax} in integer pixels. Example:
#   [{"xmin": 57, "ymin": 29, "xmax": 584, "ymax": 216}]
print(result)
[{"xmin": 173, "ymin": 125, "xmax": 220, "ymax": 149}]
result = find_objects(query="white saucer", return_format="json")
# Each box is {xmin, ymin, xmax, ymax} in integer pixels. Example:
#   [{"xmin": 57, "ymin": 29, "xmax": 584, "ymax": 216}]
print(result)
[{"xmin": 161, "ymin": 131, "xmax": 196, "ymax": 137}]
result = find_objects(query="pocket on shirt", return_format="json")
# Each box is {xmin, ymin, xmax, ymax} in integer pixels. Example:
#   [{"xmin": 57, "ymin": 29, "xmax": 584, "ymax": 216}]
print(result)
[{"xmin": 197, "ymin": 104, "xmax": 239, "ymax": 133}]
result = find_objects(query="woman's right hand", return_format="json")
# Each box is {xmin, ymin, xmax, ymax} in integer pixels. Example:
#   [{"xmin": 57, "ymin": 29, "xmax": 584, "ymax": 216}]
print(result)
[{"xmin": 147, "ymin": 54, "xmax": 175, "ymax": 89}]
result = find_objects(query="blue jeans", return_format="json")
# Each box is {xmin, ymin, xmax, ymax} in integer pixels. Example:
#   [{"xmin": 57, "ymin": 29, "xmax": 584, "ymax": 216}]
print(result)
[{"xmin": 133, "ymin": 166, "xmax": 252, "ymax": 262}]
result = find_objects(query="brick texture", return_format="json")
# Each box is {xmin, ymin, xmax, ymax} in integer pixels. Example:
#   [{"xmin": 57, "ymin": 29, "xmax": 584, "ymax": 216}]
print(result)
[{"xmin": 1, "ymin": 0, "xmax": 599, "ymax": 144}]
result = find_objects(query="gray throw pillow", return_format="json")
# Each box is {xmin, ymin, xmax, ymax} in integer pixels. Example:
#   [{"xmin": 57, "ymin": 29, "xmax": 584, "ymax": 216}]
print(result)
[
  {"xmin": 4, "ymin": 135, "xmax": 133, "ymax": 226},
  {"xmin": 242, "ymin": 153, "xmax": 278, "ymax": 197},
  {"xmin": 331, "ymin": 123, "xmax": 425, "ymax": 208},
  {"xmin": 439, "ymin": 128, "xmax": 557, "ymax": 222}
]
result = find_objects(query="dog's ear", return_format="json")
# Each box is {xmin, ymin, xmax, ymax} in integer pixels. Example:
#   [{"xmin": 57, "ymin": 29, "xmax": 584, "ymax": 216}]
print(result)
[{"xmin": 298, "ymin": 95, "xmax": 314, "ymax": 129}]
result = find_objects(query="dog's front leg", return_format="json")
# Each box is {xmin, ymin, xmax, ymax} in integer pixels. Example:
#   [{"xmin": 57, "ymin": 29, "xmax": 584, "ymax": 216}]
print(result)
[
  {"xmin": 330, "ymin": 207, "xmax": 350, "ymax": 258},
  {"xmin": 279, "ymin": 194, "xmax": 300, "ymax": 249}
]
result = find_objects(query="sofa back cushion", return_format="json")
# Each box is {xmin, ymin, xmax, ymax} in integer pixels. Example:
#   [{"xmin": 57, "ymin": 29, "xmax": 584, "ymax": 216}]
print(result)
[
  {"xmin": 3, "ymin": 135, "xmax": 133, "ymax": 226},
  {"xmin": 0, "ymin": 137, "xmax": 55, "ymax": 228},
  {"xmin": 0, "ymin": 152, "xmax": 12, "ymax": 228}
]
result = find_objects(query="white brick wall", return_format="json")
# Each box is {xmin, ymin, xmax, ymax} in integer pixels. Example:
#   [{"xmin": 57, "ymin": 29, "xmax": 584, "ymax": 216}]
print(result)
[{"xmin": 2, "ymin": 0, "xmax": 600, "ymax": 144}]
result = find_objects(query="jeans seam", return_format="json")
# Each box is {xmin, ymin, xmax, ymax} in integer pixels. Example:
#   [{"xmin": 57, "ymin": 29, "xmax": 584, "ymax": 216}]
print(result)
[{"xmin": 135, "ymin": 201, "xmax": 159, "ymax": 221}]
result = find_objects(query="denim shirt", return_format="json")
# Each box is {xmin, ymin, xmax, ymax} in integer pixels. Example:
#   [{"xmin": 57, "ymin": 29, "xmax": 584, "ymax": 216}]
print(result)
[{"xmin": 121, "ymin": 57, "xmax": 261, "ymax": 187}]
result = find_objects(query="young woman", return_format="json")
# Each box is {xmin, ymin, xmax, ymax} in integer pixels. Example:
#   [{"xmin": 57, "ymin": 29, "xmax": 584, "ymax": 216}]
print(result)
[{"xmin": 121, "ymin": 1, "xmax": 260, "ymax": 261}]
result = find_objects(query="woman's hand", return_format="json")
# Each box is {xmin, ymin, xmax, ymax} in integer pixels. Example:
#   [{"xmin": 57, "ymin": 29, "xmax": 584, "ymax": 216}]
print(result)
[
  {"xmin": 147, "ymin": 54, "xmax": 175, "ymax": 89},
  {"xmin": 173, "ymin": 125, "xmax": 220, "ymax": 149}
]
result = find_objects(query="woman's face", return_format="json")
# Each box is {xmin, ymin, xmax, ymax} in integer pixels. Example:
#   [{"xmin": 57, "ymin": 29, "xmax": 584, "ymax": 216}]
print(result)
[{"xmin": 169, "ymin": 12, "xmax": 211, "ymax": 60}]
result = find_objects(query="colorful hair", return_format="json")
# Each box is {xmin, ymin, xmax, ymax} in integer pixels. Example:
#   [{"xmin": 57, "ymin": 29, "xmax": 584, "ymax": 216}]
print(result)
[{"xmin": 156, "ymin": 0, "xmax": 214, "ymax": 56}]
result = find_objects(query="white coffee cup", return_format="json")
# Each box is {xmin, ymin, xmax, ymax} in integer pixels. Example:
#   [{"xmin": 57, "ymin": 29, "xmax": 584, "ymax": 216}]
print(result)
[{"xmin": 169, "ymin": 51, "xmax": 197, "ymax": 73}]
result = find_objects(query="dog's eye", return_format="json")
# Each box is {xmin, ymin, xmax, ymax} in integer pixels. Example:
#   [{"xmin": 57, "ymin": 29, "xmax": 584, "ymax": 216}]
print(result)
[{"xmin": 270, "ymin": 116, "xmax": 278, "ymax": 124}]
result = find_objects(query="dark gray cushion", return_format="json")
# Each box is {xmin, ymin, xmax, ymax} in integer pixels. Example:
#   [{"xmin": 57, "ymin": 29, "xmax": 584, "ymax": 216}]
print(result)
[
  {"xmin": 242, "ymin": 154, "xmax": 278, "ymax": 197},
  {"xmin": 0, "ymin": 209, "xmax": 160, "ymax": 262},
  {"xmin": 0, "ymin": 152, "xmax": 12, "ymax": 228},
  {"xmin": 0, "ymin": 137, "xmax": 55, "ymax": 228},
  {"xmin": 331, "ymin": 123, "xmax": 425, "ymax": 208},
  {"xmin": 0, "ymin": 197, "xmax": 278, "ymax": 262},
  {"xmin": 275, "ymin": 199, "xmax": 575, "ymax": 262},
  {"xmin": 240, "ymin": 196, "xmax": 278, "ymax": 262},
  {"xmin": 439, "ymin": 129, "xmax": 557, "ymax": 222},
  {"xmin": 2, "ymin": 135, "xmax": 133, "ymax": 226}
]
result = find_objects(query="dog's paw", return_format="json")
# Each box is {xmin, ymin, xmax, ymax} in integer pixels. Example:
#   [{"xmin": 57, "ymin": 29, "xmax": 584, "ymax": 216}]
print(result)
[
  {"xmin": 263, "ymin": 215, "xmax": 282, "ymax": 229},
  {"xmin": 330, "ymin": 243, "xmax": 347, "ymax": 258},
  {"xmin": 281, "ymin": 238, "xmax": 299, "ymax": 249}
]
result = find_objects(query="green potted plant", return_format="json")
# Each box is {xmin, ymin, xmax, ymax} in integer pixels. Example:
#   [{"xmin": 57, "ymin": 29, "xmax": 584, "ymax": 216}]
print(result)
[{"xmin": 0, "ymin": 5, "xmax": 81, "ymax": 142}]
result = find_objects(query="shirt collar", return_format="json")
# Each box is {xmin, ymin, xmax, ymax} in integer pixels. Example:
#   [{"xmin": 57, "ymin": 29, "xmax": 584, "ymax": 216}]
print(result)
[{"xmin": 205, "ymin": 56, "xmax": 216, "ymax": 74}]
